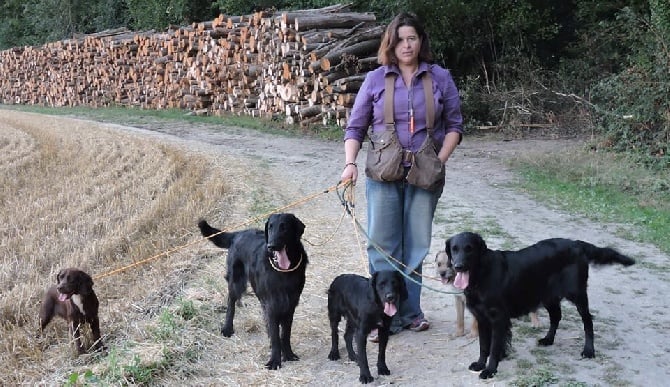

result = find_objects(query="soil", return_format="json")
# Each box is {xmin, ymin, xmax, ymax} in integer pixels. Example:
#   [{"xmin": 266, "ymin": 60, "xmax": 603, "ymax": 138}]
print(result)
[{"xmin": 11, "ymin": 111, "xmax": 670, "ymax": 386}]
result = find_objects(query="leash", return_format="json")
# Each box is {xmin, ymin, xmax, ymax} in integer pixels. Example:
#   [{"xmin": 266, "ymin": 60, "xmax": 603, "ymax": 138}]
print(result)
[
  {"xmin": 336, "ymin": 180, "xmax": 463, "ymax": 295},
  {"xmin": 93, "ymin": 181, "xmax": 351, "ymax": 281}
]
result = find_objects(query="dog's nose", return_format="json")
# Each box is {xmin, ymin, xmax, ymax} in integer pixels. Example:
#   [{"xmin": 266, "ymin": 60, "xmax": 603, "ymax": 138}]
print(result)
[
  {"xmin": 384, "ymin": 293, "xmax": 396, "ymax": 302},
  {"xmin": 453, "ymin": 263, "xmax": 465, "ymax": 271}
]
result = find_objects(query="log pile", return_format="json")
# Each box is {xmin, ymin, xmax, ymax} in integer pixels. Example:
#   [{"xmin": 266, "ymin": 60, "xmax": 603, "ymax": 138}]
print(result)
[{"xmin": 0, "ymin": 4, "xmax": 383, "ymax": 127}]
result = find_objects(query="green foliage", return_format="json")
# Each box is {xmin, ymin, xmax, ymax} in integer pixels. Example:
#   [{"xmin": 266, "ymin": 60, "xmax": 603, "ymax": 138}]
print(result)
[
  {"xmin": 123, "ymin": 355, "xmax": 161, "ymax": 384},
  {"xmin": 511, "ymin": 366, "xmax": 559, "ymax": 387},
  {"xmin": 176, "ymin": 299, "xmax": 196, "ymax": 321},
  {"xmin": 64, "ymin": 370, "xmax": 99, "ymax": 386},
  {"xmin": 151, "ymin": 310, "xmax": 179, "ymax": 341},
  {"xmin": 126, "ymin": 0, "xmax": 215, "ymax": 30},
  {"xmin": 590, "ymin": 6, "xmax": 670, "ymax": 166}
]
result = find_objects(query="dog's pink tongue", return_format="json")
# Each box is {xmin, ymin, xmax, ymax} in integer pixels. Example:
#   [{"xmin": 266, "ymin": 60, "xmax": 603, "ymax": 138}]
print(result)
[
  {"xmin": 383, "ymin": 302, "xmax": 397, "ymax": 316},
  {"xmin": 454, "ymin": 271, "xmax": 470, "ymax": 290},
  {"xmin": 58, "ymin": 293, "xmax": 68, "ymax": 302},
  {"xmin": 274, "ymin": 248, "xmax": 290, "ymax": 270}
]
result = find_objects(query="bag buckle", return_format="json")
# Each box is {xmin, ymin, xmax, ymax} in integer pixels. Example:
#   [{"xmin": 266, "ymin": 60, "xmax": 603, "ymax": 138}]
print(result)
[{"xmin": 402, "ymin": 149, "xmax": 414, "ymax": 164}]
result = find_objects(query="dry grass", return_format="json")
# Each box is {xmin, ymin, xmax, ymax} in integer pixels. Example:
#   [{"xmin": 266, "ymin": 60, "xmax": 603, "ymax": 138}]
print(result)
[
  {"xmin": 0, "ymin": 111, "xmax": 252, "ymax": 384},
  {"xmin": 0, "ymin": 110, "xmax": 368, "ymax": 385}
]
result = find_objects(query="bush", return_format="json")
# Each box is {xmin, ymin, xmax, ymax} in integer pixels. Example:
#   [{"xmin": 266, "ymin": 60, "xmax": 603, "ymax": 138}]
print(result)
[{"xmin": 591, "ymin": 6, "xmax": 670, "ymax": 169}]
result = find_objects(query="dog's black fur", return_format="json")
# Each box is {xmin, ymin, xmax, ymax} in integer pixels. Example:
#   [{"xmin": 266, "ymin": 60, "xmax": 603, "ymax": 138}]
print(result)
[
  {"xmin": 445, "ymin": 232, "xmax": 635, "ymax": 379},
  {"xmin": 198, "ymin": 213, "xmax": 308, "ymax": 370},
  {"xmin": 39, "ymin": 268, "xmax": 103, "ymax": 355},
  {"xmin": 327, "ymin": 271, "xmax": 407, "ymax": 384}
]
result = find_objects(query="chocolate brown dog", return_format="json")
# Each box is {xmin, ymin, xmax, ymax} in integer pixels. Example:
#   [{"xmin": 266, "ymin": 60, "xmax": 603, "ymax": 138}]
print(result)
[{"xmin": 39, "ymin": 268, "xmax": 103, "ymax": 354}]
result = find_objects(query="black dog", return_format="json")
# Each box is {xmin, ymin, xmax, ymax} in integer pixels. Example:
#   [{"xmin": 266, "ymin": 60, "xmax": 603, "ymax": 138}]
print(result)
[
  {"xmin": 198, "ymin": 213, "xmax": 308, "ymax": 370},
  {"xmin": 39, "ymin": 268, "xmax": 103, "ymax": 355},
  {"xmin": 445, "ymin": 232, "xmax": 635, "ymax": 379},
  {"xmin": 327, "ymin": 271, "xmax": 407, "ymax": 384}
]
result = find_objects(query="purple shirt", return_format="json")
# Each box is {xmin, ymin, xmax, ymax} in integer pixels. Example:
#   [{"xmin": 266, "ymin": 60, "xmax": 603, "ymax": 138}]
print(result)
[{"xmin": 344, "ymin": 62, "xmax": 463, "ymax": 152}]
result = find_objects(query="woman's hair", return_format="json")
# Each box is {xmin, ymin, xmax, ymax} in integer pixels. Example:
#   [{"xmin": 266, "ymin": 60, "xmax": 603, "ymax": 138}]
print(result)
[{"xmin": 377, "ymin": 12, "xmax": 433, "ymax": 66}]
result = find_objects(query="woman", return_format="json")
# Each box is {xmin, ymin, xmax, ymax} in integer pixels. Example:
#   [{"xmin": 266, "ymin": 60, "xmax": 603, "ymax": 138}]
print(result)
[{"xmin": 340, "ymin": 11, "xmax": 463, "ymax": 337}]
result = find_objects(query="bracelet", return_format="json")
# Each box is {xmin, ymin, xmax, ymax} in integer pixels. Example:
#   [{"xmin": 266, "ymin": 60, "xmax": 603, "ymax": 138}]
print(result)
[{"xmin": 345, "ymin": 162, "xmax": 357, "ymax": 168}]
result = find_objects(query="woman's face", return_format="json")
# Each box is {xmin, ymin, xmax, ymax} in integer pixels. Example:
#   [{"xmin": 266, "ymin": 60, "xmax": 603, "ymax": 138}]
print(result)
[{"xmin": 394, "ymin": 25, "xmax": 421, "ymax": 67}]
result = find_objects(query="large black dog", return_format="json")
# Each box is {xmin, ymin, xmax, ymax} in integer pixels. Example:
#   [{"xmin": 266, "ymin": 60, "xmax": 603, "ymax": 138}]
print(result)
[
  {"xmin": 327, "ymin": 270, "xmax": 407, "ymax": 384},
  {"xmin": 198, "ymin": 213, "xmax": 308, "ymax": 370},
  {"xmin": 445, "ymin": 232, "xmax": 635, "ymax": 379}
]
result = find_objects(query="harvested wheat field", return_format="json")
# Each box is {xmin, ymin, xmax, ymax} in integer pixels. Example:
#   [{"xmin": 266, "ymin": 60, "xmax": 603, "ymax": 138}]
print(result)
[{"xmin": 1, "ymin": 108, "xmax": 669, "ymax": 386}]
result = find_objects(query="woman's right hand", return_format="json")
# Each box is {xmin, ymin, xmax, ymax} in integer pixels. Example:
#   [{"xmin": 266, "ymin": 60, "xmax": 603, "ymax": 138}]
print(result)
[{"xmin": 341, "ymin": 163, "xmax": 358, "ymax": 185}]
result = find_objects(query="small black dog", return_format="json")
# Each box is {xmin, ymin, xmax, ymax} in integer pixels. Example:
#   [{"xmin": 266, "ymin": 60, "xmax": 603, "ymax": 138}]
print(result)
[
  {"xmin": 39, "ymin": 268, "xmax": 103, "ymax": 355},
  {"xmin": 198, "ymin": 213, "xmax": 308, "ymax": 370},
  {"xmin": 327, "ymin": 270, "xmax": 407, "ymax": 384},
  {"xmin": 446, "ymin": 232, "xmax": 635, "ymax": 379}
]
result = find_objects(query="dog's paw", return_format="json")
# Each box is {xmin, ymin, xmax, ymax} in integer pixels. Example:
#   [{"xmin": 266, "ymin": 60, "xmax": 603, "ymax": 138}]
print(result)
[
  {"xmin": 468, "ymin": 361, "xmax": 486, "ymax": 372},
  {"xmin": 359, "ymin": 374, "xmax": 374, "ymax": 384},
  {"xmin": 377, "ymin": 364, "xmax": 390, "ymax": 375},
  {"xmin": 221, "ymin": 325, "xmax": 234, "ymax": 337},
  {"xmin": 328, "ymin": 350, "xmax": 340, "ymax": 361},
  {"xmin": 581, "ymin": 347, "xmax": 595, "ymax": 358},
  {"xmin": 538, "ymin": 337, "xmax": 554, "ymax": 346},
  {"xmin": 265, "ymin": 358, "xmax": 282, "ymax": 370},
  {"xmin": 283, "ymin": 352, "xmax": 299, "ymax": 361},
  {"xmin": 479, "ymin": 368, "xmax": 497, "ymax": 379}
]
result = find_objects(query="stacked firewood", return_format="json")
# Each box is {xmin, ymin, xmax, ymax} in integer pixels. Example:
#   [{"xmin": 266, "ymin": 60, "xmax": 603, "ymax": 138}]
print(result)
[{"xmin": 0, "ymin": 4, "xmax": 383, "ymax": 127}]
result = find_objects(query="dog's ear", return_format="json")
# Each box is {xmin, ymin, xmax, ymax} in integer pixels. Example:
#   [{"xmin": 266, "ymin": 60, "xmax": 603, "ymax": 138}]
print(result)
[
  {"xmin": 264, "ymin": 218, "xmax": 270, "ymax": 242},
  {"xmin": 291, "ymin": 214, "xmax": 305, "ymax": 238},
  {"xmin": 475, "ymin": 233, "xmax": 487, "ymax": 251},
  {"xmin": 78, "ymin": 271, "xmax": 94, "ymax": 295},
  {"xmin": 369, "ymin": 272, "xmax": 380, "ymax": 302},
  {"xmin": 370, "ymin": 271, "xmax": 378, "ymax": 290},
  {"xmin": 444, "ymin": 237, "xmax": 452, "ymax": 260}
]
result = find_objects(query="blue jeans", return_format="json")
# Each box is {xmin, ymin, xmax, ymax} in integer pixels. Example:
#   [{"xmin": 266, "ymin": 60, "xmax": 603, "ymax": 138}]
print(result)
[{"xmin": 366, "ymin": 177, "xmax": 443, "ymax": 329}]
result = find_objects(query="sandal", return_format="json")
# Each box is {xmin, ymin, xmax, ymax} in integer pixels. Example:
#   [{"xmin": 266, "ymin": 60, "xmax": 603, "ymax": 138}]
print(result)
[
  {"xmin": 368, "ymin": 328, "xmax": 379, "ymax": 343},
  {"xmin": 409, "ymin": 318, "xmax": 430, "ymax": 332}
]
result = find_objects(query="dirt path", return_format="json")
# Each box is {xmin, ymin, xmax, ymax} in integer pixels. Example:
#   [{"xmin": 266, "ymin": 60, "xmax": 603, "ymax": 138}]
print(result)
[{"xmin": 93, "ymin": 119, "xmax": 668, "ymax": 387}]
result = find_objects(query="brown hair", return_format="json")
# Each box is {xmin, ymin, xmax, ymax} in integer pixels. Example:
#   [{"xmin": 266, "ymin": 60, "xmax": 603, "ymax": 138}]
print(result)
[{"xmin": 377, "ymin": 12, "xmax": 433, "ymax": 66}]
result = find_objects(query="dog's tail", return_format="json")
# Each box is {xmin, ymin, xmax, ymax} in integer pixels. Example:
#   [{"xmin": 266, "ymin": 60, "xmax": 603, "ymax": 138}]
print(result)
[
  {"xmin": 579, "ymin": 241, "xmax": 636, "ymax": 267},
  {"xmin": 198, "ymin": 220, "xmax": 235, "ymax": 249}
]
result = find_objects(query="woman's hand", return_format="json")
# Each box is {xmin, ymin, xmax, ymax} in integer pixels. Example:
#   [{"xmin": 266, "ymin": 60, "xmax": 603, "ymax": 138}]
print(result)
[{"xmin": 341, "ymin": 162, "xmax": 358, "ymax": 184}]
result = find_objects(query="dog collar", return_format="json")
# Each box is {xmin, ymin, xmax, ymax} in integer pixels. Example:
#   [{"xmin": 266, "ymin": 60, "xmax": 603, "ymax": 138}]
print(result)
[{"xmin": 268, "ymin": 254, "xmax": 304, "ymax": 273}]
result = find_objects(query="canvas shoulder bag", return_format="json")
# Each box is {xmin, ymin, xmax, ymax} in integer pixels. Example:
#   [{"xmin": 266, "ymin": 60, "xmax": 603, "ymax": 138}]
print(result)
[
  {"xmin": 405, "ymin": 73, "xmax": 446, "ymax": 191},
  {"xmin": 364, "ymin": 74, "xmax": 405, "ymax": 182}
]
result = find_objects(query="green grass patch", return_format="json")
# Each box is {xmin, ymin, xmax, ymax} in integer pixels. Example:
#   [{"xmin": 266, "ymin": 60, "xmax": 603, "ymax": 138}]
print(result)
[{"xmin": 510, "ymin": 148, "xmax": 670, "ymax": 255}]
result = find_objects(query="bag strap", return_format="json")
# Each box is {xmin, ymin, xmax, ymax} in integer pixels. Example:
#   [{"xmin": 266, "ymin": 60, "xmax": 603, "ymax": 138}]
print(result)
[
  {"xmin": 422, "ymin": 72, "xmax": 434, "ymax": 131},
  {"xmin": 383, "ymin": 71, "xmax": 435, "ymax": 132},
  {"xmin": 384, "ymin": 74, "xmax": 395, "ymax": 129}
]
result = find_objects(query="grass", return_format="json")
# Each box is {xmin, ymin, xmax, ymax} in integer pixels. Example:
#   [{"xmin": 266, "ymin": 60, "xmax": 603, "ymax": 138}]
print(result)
[
  {"xmin": 0, "ymin": 104, "xmax": 345, "ymax": 141},
  {"xmin": 509, "ymin": 147, "xmax": 670, "ymax": 254}
]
